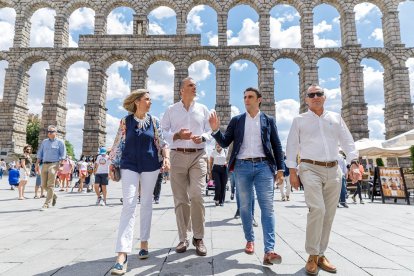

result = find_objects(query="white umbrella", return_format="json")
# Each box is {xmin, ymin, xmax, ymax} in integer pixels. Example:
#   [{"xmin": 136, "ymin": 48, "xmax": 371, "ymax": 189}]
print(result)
[{"xmin": 382, "ymin": 129, "xmax": 414, "ymax": 148}]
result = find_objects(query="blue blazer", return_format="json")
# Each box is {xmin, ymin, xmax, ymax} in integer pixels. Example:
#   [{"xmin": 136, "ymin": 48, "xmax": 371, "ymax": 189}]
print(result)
[{"xmin": 212, "ymin": 112, "xmax": 284, "ymax": 174}]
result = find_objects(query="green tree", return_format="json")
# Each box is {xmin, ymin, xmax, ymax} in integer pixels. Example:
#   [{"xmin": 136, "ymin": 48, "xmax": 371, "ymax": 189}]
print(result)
[
  {"xmin": 410, "ymin": 145, "xmax": 414, "ymax": 171},
  {"xmin": 376, "ymin": 157, "xmax": 384, "ymax": 167},
  {"xmin": 65, "ymin": 140, "xmax": 75, "ymax": 159},
  {"xmin": 26, "ymin": 114, "xmax": 41, "ymax": 153}
]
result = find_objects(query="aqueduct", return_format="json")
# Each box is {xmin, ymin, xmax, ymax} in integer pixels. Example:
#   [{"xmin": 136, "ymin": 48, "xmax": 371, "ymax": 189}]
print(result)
[{"xmin": 0, "ymin": 0, "xmax": 413, "ymax": 157}]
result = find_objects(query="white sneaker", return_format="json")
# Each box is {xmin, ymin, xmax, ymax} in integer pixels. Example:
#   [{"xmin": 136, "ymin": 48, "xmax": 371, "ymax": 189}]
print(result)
[
  {"xmin": 100, "ymin": 200, "xmax": 106, "ymax": 206},
  {"xmin": 96, "ymin": 196, "xmax": 101, "ymax": 205}
]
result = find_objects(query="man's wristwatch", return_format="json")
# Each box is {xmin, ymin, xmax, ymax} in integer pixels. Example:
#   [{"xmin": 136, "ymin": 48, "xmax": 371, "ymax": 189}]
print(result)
[{"xmin": 201, "ymin": 136, "xmax": 206, "ymax": 142}]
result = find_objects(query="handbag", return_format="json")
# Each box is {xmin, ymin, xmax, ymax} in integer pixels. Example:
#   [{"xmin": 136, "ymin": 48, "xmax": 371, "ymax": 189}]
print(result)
[{"xmin": 112, "ymin": 165, "xmax": 121, "ymax": 182}]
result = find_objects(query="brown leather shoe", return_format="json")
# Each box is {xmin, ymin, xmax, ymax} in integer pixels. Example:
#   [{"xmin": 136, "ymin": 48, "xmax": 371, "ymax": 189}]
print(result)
[
  {"xmin": 318, "ymin": 255, "xmax": 337, "ymax": 273},
  {"xmin": 244, "ymin": 241, "xmax": 254, "ymax": 254},
  {"xmin": 305, "ymin": 255, "xmax": 319, "ymax": 275},
  {"xmin": 263, "ymin": 251, "xmax": 282, "ymax": 265},
  {"xmin": 175, "ymin": 240, "xmax": 189, "ymax": 253},
  {"xmin": 192, "ymin": 237, "xmax": 207, "ymax": 256}
]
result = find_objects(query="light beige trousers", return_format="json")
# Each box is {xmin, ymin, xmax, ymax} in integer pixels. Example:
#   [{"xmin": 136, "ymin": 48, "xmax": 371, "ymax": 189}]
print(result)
[
  {"xmin": 170, "ymin": 150, "xmax": 207, "ymax": 242},
  {"xmin": 41, "ymin": 162, "xmax": 58, "ymax": 206},
  {"xmin": 299, "ymin": 162, "xmax": 342, "ymax": 255}
]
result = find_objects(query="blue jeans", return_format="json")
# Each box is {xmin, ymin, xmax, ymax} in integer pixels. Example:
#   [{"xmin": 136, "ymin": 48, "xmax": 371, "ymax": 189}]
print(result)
[
  {"xmin": 235, "ymin": 159, "xmax": 275, "ymax": 253},
  {"xmin": 339, "ymin": 176, "xmax": 347, "ymax": 203}
]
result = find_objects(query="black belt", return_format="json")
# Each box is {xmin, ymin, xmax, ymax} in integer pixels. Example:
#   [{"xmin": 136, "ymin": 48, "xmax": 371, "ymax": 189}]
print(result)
[
  {"xmin": 43, "ymin": 161, "xmax": 59, "ymax": 164},
  {"xmin": 172, "ymin": 148, "xmax": 203, "ymax": 153},
  {"xmin": 301, "ymin": 159, "xmax": 338, "ymax": 168},
  {"xmin": 241, "ymin": 157, "xmax": 268, "ymax": 163},
  {"xmin": 213, "ymin": 164, "xmax": 227, "ymax": 167}
]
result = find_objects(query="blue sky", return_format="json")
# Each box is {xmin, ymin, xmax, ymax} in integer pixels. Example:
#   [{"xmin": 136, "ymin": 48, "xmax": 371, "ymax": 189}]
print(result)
[{"xmin": 1, "ymin": 2, "xmax": 414, "ymax": 157}]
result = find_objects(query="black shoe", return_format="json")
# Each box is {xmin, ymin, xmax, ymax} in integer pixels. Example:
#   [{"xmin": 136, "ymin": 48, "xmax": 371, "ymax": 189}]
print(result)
[
  {"xmin": 234, "ymin": 210, "xmax": 240, "ymax": 219},
  {"xmin": 230, "ymin": 193, "xmax": 234, "ymax": 200},
  {"xmin": 340, "ymin": 202, "xmax": 349, "ymax": 208}
]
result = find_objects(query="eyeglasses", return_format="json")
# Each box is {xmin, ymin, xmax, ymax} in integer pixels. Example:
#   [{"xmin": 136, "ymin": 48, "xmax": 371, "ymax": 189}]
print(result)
[
  {"xmin": 307, "ymin": 92, "xmax": 324, "ymax": 98},
  {"xmin": 47, "ymin": 130, "xmax": 56, "ymax": 133}
]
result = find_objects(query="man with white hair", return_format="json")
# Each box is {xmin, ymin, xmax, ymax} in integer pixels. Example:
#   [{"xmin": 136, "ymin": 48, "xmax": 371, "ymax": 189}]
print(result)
[
  {"xmin": 35, "ymin": 125, "xmax": 66, "ymax": 210},
  {"xmin": 286, "ymin": 84, "xmax": 357, "ymax": 275}
]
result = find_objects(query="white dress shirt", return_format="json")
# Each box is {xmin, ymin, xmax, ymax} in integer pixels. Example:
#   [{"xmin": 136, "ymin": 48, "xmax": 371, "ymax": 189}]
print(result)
[
  {"xmin": 285, "ymin": 110, "xmax": 358, "ymax": 168},
  {"xmin": 237, "ymin": 111, "xmax": 266, "ymax": 159},
  {"xmin": 211, "ymin": 149, "xmax": 227, "ymax": 165},
  {"xmin": 161, "ymin": 101, "xmax": 211, "ymax": 149}
]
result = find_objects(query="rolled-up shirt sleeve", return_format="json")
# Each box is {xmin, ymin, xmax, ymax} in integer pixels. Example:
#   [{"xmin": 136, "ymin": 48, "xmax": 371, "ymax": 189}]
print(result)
[
  {"xmin": 286, "ymin": 117, "xmax": 299, "ymax": 168},
  {"xmin": 161, "ymin": 107, "xmax": 174, "ymax": 146}
]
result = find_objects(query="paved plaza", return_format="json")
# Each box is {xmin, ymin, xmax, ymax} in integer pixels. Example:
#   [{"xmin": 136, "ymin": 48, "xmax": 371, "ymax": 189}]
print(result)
[{"xmin": 0, "ymin": 176, "xmax": 413, "ymax": 276}]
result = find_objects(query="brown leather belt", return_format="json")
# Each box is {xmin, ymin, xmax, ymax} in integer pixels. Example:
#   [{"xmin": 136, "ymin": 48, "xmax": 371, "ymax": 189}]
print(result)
[
  {"xmin": 301, "ymin": 159, "xmax": 338, "ymax": 168},
  {"xmin": 241, "ymin": 157, "xmax": 268, "ymax": 163},
  {"xmin": 172, "ymin": 148, "xmax": 203, "ymax": 153}
]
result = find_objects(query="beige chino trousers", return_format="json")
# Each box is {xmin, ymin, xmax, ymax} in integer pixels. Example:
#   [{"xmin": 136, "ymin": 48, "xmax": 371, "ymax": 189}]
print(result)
[
  {"xmin": 170, "ymin": 150, "xmax": 207, "ymax": 242},
  {"xmin": 299, "ymin": 162, "xmax": 342, "ymax": 255},
  {"xmin": 41, "ymin": 162, "xmax": 58, "ymax": 206}
]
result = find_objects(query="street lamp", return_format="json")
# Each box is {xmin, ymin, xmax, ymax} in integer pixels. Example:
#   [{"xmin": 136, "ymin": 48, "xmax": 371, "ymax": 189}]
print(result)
[{"xmin": 403, "ymin": 111, "xmax": 413, "ymax": 124}]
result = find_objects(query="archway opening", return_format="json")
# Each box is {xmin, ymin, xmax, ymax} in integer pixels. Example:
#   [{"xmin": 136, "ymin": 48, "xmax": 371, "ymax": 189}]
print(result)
[
  {"xmin": 313, "ymin": 4, "xmax": 341, "ymax": 48},
  {"xmin": 107, "ymin": 7, "xmax": 134, "ymax": 34},
  {"xmin": 354, "ymin": 3, "xmax": 383, "ymax": 47},
  {"xmin": 186, "ymin": 5, "xmax": 218, "ymax": 46},
  {"xmin": 398, "ymin": 1, "xmax": 414, "ymax": 47},
  {"xmin": 270, "ymin": 5, "xmax": 300, "ymax": 48},
  {"xmin": 29, "ymin": 8, "xmax": 56, "ymax": 47},
  {"xmin": 68, "ymin": 7, "xmax": 95, "ymax": 47},
  {"xmin": 148, "ymin": 6, "xmax": 177, "ymax": 35},
  {"xmin": 0, "ymin": 7, "xmax": 16, "ymax": 50},
  {"xmin": 0, "ymin": 60, "xmax": 8, "ymax": 100},
  {"xmin": 317, "ymin": 58, "xmax": 342, "ymax": 113},
  {"xmin": 230, "ymin": 59, "xmax": 258, "ymax": 113},
  {"xmin": 227, "ymin": 5, "xmax": 259, "ymax": 46}
]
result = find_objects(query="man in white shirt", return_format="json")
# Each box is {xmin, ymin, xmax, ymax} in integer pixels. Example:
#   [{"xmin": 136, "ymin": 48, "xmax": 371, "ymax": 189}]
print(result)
[
  {"xmin": 161, "ymin": 77, "xmax": 210, "ymax": 256},
  {"xmin": 209, "ymin": 87, "xmax": 284, "ymax": 266},
  {"xmin": 286, "ymin": 84, "xmax": 358, "ymax": 275}
]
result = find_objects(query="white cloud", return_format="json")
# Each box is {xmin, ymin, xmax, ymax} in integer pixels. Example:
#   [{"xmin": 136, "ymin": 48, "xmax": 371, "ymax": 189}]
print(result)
[
  {"xmin": 367, "ymin": 104, "xmax": 384, "ymax": 120},
  {"xmin": 69, "ymin": 7, "xmax": 95, "ymax": 31},
  {"xmin": 67, "ymin": 62, "xmax": 89, "ymax": 85},
  {"xmin": 147, "ymin": 61, "xmax": 174, "ymax": 104},
  {"xmin": 275, "ymin": 99, "xmax": 300, "ymax": 149},
  {"xmin": 206, "ymin": 31, "xmax": 218, "ymax": 46},
  {"xmin": 313, "ymin": 20, "xmax": 332, "ymax": 34},
  {"xmin": 30, "ymin": 8, "xmax": 56, "ymax": 47},
  {"xmin": 106, "ymin": 113, "xmax": 122, "ymax": 151},
  {"xmin": 0, "ymin": 8, "xmax": 16, "ymax": 50},
  {"xmin": 363, "ymin": 65, "xmax": 384, "ymax": 105},
  {"xmin": 0, "ymin": 60, "xmax": 8, "ymax": 99},
  {"xmin": 227, "ymin": 18, "xmax": 259, "ymax": 46},
  {"xmin": 368, "ymin": 119, "xmax": 385, "ymax": 140},
  {"xmin": 407, "ymin": 58, "xmax": 414, "ymax": 99},
  {"xmin": 187, "ymin": 5, "xmax": 205, "ymax": 33},
  {"xmin": 324, "ymin": 87, "xmax": 342, "ymax": 113},
  {"xmin": 107, "ymin": 11, "xmax": 132, "ymax": 34},
  {"xmin": 148, "ymin": 22, "xmax": 166, "ymax": 35},
  {"xmin": 314, "ymin": 36, "xmax": 340, "ymax": 48},
  {"xmin": 354, "ymin": 3, "xmax": 377, "ymax": 22},
  {"xmin": 270, "ymin": 17, "xmax": 301, "ymax": 48},
  {"xmin": 333, "ymin": 16, "xmax": 340, "ymax": 24},
  {"xmin": 149, "ymin": 6, "xmax": 176, "ymax": 20},
  {"xmin": 189, "ymin": 60, "xmax": 211, "ymax": 82},
  {"xmin": 27, "ymin": 62, "xmax": 49, "ymax": 114},
  {"xmin": 231, "ymin": 62, "xmax": 248, "ymax": 72},
  {"xmin": 65, "ymin": 102, "xmax": 85, "ymax": 158},
  {"xmin": 369, "ymin": 28, "xmax": 383, "ymax": 41},
  {"xmin": 231, "ymin": 105, "xmax": 241, "ymax": 117},
  {"xmin": 106, "ymin": 61, "xmax": 131, "ymax": 101}
]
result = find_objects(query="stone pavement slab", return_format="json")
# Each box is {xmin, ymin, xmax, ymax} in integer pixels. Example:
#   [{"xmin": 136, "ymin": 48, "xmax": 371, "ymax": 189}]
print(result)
[{"xmin": 0, "ymin": 176, "xmax": 413, "ymax": 275}]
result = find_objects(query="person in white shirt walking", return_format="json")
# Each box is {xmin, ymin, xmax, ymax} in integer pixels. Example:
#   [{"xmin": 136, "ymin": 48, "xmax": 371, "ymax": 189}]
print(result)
[
  {"xmin": 94, "ymin": 147, "xmax": 110, "ymax": 206},
  {"xmin": 286, "ymin": 84, "xmax": 358, "ymax": 275},
  {"xmin": 161, "ymin": 77, "xmax": 210, "ymax": 256},
  {"xmin": 209, "ymin": 143, "xmax": 228, "ymax": 206}
]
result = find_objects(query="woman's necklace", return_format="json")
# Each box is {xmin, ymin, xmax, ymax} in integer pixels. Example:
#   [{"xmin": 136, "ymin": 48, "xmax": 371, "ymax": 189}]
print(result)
[{"xmin": 134, "ymin": 114, "xmax": 150, "ymax": 129}]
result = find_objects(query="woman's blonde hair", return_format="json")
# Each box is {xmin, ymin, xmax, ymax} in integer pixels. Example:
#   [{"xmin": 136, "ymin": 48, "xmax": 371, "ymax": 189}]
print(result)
[{"xmin": 123, "ymin": 89, "xmax": 149, "ymax": 113}]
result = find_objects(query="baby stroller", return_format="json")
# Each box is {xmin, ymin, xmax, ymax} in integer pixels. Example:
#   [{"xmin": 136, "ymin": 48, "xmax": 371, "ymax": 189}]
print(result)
[{"xmin": 205, "ymin": 179, "xmax": 215, "ymax": 196}]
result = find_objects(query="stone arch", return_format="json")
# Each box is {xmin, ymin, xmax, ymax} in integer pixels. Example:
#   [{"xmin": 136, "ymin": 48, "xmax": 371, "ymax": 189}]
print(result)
[
  {"xmin": 353, "ymin": 0, "xmax": 392, "ymax": 14},
  {"xmin": 272, "ymin": 51, "xmax": 307, "ymax": 69},
  {"xmin": 100, "ymin": 0, "xmax": 138, "ymax": 18},
  {"xmin": 141, "ymin": 51, "xmax": 181, "ymax": 71},
  {"xmin": 358, "ymin": 48, "xmax": 396, "ymax": 70},
  {"xmin": 61, "ymin": 0, "xmax": 98, "ymax": 18},
  {"xmin": 0, "ymin": 0, "xmax": 15, "ymax": 9},
  {"xmin": 98, "ymin": 51, "xmax": 136, "ymax": 71},
  {"xmin": 317, "ymin": 49, "xmax": 352, "ymax": 71},
  {"xmin": 143, "ymin": 0, "xmax": 180, "ymax": 16},
  {"xmin": 310, "ymin": 0, "xmax": 347, "ymax": 14},
  {"xmin": 268, "ymin": 0, "xmax": 305, "ymax": 15},
  {"xmin": 55, "ymin": 51, "xmax": 95, "ymax": 71},
  {"xmin": 14, "ymin": 52, "xmax": 53, "ymax": 72},
  {"xmin": 406, "ymin": 48, "xmax": 414, "ymax": 60},
  {"xmin": 21, "ymin": 0, "xmax": 58, "ymax": 18},
  {"xmin": 224, "ymin": 0, "xmax": 264, "ymax": 15},
  {"xmin": 183, "ymin": 49, "xmax": 224, "ymax": 69},
  {"xmin": 226, "ymin": 49, "xmax": 265, "ymax": 70},
  {"xmin": 183, "ymin": 1, "xmax": 221, "ymax": 17}
]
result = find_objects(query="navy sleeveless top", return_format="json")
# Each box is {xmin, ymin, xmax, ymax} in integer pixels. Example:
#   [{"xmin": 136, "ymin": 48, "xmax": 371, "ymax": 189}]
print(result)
[{"xmin": 120, "ymin": 114, "xmax": 161, "ymax": 173}]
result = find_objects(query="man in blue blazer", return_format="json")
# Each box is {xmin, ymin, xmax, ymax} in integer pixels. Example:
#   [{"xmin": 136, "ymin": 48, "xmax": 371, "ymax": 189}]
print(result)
[{"xmin": 209, "ymin": 87, "xmax": 284, "ymax": 266}]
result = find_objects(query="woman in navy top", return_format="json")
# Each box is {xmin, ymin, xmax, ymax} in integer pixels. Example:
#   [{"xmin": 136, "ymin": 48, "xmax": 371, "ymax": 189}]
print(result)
[{"xmin": 109, "ymin": 89, "xmax": 170, "ymax": 275}]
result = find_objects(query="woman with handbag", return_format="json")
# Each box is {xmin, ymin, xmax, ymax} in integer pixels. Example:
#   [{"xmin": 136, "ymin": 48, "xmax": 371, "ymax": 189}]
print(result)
[{"xmin": 109, "ymin": 89, "xmax": 170, "ymax": 275}]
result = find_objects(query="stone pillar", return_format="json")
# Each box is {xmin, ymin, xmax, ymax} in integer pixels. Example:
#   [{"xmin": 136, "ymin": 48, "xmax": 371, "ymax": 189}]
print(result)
[
  {"xmin": 298, "ymin": 65, "xmax": 318, "ymax": 113},
  {"xmin": 82, "ymin": 69, "xmax": 107, "ymax": 155},
  {"xmin": 340, "ymin": 11, "xmax": 359, "ymax": 47},
  {"xmin": 215, "ymin": 67, "xmax": 231, "ymax": 129},
  {"xmin": 54, "ymin": 15, "xmax": 69, "ymax": 48},
  {"xmin": 94, "ymin": 14, "xmax": 107, "ymax": 35},
  {"xmin": 174, "ymin": 68, "xmax": 188, "ymax": 103},
  {"xmin": 13, "ymin": 15, "xmax": 31, "ymax": 48},
  {"xmin": 341, "ymin": 64, "xmax": 368, "ymax": 140},
  {"xmin": 0, "ymin": 66, "xmax": 29, "ymax": 156},
  {"xmin": 133, "ymin": 15, "xmax": 148, "ymax": 35},
  {"xmin": 300, "ymin": 11, "xmax": 314, "ymax": 48},
  {"xmin": 259, "ymin": 66, "xmax": 275, "ymax": 117},
  {"xmin": 131, "ymin": 68, "xmax": 147, "ymax": 90},
  {"xmin": 40, "ymin": 69, "xmax": 68, "ymax": 142},
  {"xmin": 383, "ymin": 67, "xmax": 413, "ymax": 139},
  {"xmin": 217, "ymin": 12, "xmax": 227, "ymax": 47},
  {"xmin": 382, "ymin": 10, "xmax": 403, "ymax": 47},
  {"xmin": 176, "ymin": 11, "xmax": 186, "ymax": 35},
  {"xmin": 259, "ymin": 13, "xmax": 270, "ymax": 48}
]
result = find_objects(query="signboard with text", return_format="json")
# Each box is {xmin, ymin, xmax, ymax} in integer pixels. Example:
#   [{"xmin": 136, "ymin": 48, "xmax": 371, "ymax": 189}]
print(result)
[{"xmin": 372, "ymin": 167, "xmax": 410, "ymax": 205}]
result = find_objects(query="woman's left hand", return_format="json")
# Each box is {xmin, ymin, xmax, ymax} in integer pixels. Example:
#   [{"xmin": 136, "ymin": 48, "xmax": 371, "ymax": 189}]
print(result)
[{"xmin": 162, "ymin": 158, "xmax": 170, "ymax": 172}]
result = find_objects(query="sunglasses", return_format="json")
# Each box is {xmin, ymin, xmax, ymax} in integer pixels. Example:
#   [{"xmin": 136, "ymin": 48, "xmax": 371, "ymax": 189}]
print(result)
[
  {"xmin": 307, "ymin": 92, "xmax": 324, "ymax": 98},
  {"xmin": 47, "ymin": 130, "xmax": 56, "ymax": 133}
]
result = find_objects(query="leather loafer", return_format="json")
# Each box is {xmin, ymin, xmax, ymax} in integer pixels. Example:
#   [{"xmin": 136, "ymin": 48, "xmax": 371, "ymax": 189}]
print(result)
[
  {"xmin": 318, "ymin": 255, "xmax": 337, "ymax": 273},
  {"xmin": 305, "ymin": 255, "xmax": 319, "ymax": 275},
  {"xmin": 192, "ymin": 237, "xmax": 207, "ymax": 256},
  {"xmin": 175, "ymin": 240, "xmax": 189, "ymax": 253},
  {"xmin": 244, "ymin": 241, "xmax": 254, "ymax": 254},
  {"xmin": 263, "ymin": 251, "xmax": 282, "ymax": 266}
]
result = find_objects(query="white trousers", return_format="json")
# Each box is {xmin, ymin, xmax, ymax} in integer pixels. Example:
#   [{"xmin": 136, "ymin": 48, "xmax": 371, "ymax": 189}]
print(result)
[
  {"xmin": 115, "ymin": 169, "xmax": 159, "ymax": 253},
  {"xmin": 278, "ymin": 177, "xmax": 291, "ymax": 198},
  {"xmin": 299, "ymin": 162, "xmax": 341, "ymax": 256}
]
